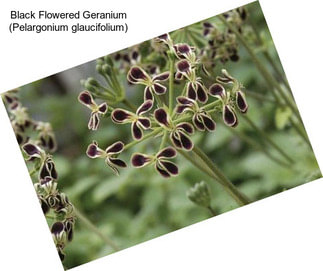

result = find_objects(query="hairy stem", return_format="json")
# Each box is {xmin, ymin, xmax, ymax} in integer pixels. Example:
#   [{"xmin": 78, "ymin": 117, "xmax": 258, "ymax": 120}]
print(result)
[
  {"xmin": 73, "ymin": 207, "xmax": 119, "ymax": 252},
  {"xmin": 168, "ymin": 52, "xmax": 175, "ymax": 115}
]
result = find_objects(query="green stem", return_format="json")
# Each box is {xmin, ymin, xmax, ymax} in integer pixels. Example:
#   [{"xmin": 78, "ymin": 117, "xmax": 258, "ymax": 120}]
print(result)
[
  {"xmin": 123, "ymin": 128, "xmax": 163, "ymax": 151},
  {"xmin": 159, "ymin": 131, "xmax": 168, "ymax": 150},
  {"xmin": 73, "ymin": 207, "xmax": 119, "ymax": 252},
  {"xmin": 122, "ymin": 98, "xmax": 137, "ymax": 112},
  {"xmin": 241, "ymin": 114, "xmax": 294, "ymax": 164},
  {"xmin": 168, "ymin": 52, "xmax": 175, "ymax": 115},
  {"xmin": 192, "ymin": 146, "xmax": 251, "ymax": 206},
  {"xmin": 207, "ymin": 206, "xmax": 217, "ymax": 216}
]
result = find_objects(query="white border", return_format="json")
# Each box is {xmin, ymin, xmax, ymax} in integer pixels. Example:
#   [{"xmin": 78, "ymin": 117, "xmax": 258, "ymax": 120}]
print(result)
[{"xmin": 1, "ymin": 0, "xmax": 322, "ymax": 270}]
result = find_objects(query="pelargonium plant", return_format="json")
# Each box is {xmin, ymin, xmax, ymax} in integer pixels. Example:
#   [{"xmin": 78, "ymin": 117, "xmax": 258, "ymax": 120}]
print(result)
[{"xmin": 78, "ymin": 32, "xmax": 251, "ymax": 206}]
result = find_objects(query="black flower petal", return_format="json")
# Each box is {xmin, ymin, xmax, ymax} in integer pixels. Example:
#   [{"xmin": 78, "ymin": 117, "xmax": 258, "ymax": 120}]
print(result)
[
  {"xmin": 154, "ymin": 108, "xmax": 170, "ymax": 127},
  {"xmin": 98, "ymin": 103, "xmax": 108, "ymax": 114},
  {"xmin": 177, "ymin": 60, "xmax": 191, "ymax": 73},
  {"xmin": 132, "ymin": 122, "xmax": 143, "ymax": 140},
  {"xmin": 131, "ymin": 153, "xmax": 152, "ymax": 167},
  {"xmin": 209, "ymin": 83, "xmax": 225, "ymax": 97},
  {"xmin": 177, "ymin": 122, "xmax": 194, "ymax": 134},
  {"xmin": 177, "ymin": 96, "xmax": 194, "ymax": 105},
  {"xmin": 193, "ymin": 114, "xmax": 205, "ymax": 131},
  {"xmin": 51, "ymin": 222, "xmax": 64, "ymax": 235},
  {"xmin": 153, "ymin": 83, "xmax": 167, "ymax": 95},
  {"xmin": 108, "ymin": 158, "xmax": 127, "ymax": 168},
  {"xmin": 170, "ymin": 132, "xmax": 183, "ymax": 149},
  {"xmin": 157, "ymin": 147, "xmax": 177, "ymax": 158},
  {"xmin": 127, "ymin": 66, "xmax": 148, "ymax": 83},
  {"xmin": 136, "ymin": 100, "xmax": 153, "ymax": 115},
  {"xmin": 137, "ymin": 117, "xmax": 151, "ymax": 129},
  {"xmin": 78, "ymin": 91, "xmax": 95, "ymax": 106},
  {"xmin": 159, "ymin": 160, "xmax": 178, "ymax": 175},
  {"xmin": 88, "ymin": 112, "xmax": 100, "ymax": 130},
  {"xmin": 155, "ymin": 163, "xmax": 171, "ymax": 178},
  {"xmin": 176, "ymin": 105, "xmax": 190, "ymax": 114},
  {"xmin": 153, "ymin": 72, "xmax": 170, "ymax": 81},
  {"xmin": 111, "ymin": 109, "xmax": 132, "ymax": 123},
  {"xmin": 236, "ymin": 91, "xmax": 248, "ymax": 113},
  {"xmin": 105, "ymin": 141, "xmax": 124, "ymax": 154},
  {"xmin": 187, "ymin": 83, "xmax": 197, "ymax": 100},
  {"xmin": 201, "ymin": 114, "xmax": 216, "ymax": 131},
  {"xmin": 179, "ymin": 131, "xmax": 193, "ymax": 150},
  {"xmin": 22, "ymin": 143, "xmax": 41, "ymax": 157},
  {"xmin": 196, "ymin": 82, "xmax": 208, "ymax": 103},
  {"xmin": 144, "ymin": 86, "xmax": 154, "ymax": 101},
  {"xmin": 223, "ymin": 105, "xmax": 238, "ymax": 127}
]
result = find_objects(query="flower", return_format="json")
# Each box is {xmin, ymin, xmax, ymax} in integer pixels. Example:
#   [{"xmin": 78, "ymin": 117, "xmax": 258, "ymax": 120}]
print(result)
[
  {"xmin": 111, "ymin": 100, "xmax": 153, "ymax": 140},
  {"xmin": 22, "ymin": 143, "xmax": 46, "ymax": 160},
  {"xmin": 127, "ymin": 66, "xmax": 170, "ymax": 101},
  {"xmin": 35, "ymin": 122, "xmax": 57, "ymax": 152},
  {"xmin": 154, "ymin": 108, "xmax": 195, "ymax": 150},
  {"xmin": 78, "ymin": 90, "xmax": 108, "ymax": 130},
  {"xmin": 131, "ymin": 147, "xmax": 178, "ymax": 178},
  {"xmin": 175, "ymin": 96, "xmax": 216, "ymax": 131},
  {"xmin": 86, "ymin": 141, "xmax": 127, "ymax": 175},
  {"xmin": 176, "ymin": 60, "xmax": 208, "ymax": 103}
]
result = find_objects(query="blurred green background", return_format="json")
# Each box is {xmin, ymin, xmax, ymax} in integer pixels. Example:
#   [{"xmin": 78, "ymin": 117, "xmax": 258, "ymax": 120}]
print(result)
[{"xmin": 13, "ymin": 2, "xmax": 320, "ymax": 269}]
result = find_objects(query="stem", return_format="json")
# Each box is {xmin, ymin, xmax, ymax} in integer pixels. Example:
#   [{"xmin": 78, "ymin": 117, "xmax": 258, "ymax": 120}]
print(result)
[
  {"xmin": 192, "ymin": 146, "xmax": 251, "ymax": 206},
  {"xmin": 207, "ymin": 206, "xmax": 217, "ymax": 216},
  {"xmin": 73, "ymin": 207, "xmax": 119, "ymax": 252},
  {"xmin": 168, "ymin": 52, "xmax": 175, "ymax": 115},
  {"xmin": 123, "ymin": 128, "xmax": 163, "ymax": 151},
  {"xmin": 159, "ymin": 131, "xmax": 168, "ymax": 150},
  {"xmin": 122, "ymin": 98, "xmax": 137, "ymax": 112},
  {"xmin": 241, "ymin": 114, "xmax": 294, "ymax": 164}
]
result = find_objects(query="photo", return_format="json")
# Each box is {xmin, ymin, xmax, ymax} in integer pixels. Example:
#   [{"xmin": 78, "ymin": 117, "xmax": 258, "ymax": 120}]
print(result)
[{"xmin": 1, "ymin": 1, "xmax": 321, "ymax": 269}]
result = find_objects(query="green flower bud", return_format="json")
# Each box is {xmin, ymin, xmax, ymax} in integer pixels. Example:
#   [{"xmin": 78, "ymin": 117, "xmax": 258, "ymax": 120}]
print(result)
[
  {"xmin": 187, "ymin": 181, "xmax": 211, "ymax": 208},
  {"xmin": 102, "ymin": 64, "xmax": 113, "ymax": 76},
  {"xmin": 104, "ymin": 55, "xmax": 114, "ymax": 67}
]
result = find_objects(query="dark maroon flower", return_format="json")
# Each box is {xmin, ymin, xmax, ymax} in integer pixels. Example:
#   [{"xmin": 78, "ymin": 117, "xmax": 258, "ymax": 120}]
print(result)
[
  {"xmin": 236, "ymin": 90, "xmax": 248, "ymax": 113},
  {"xmin": 209, "ymin": 83, "xmax": 225, "ymax": 98},
  {"xmin": 176, "ymin": 59, "xmax": 191, "ymax": 74},
  {"xmin": 132, "ymin": 147, "xmax": 178, "ymax": 178},
  {"xmin": 51, "ymin": 222, "xmax": 65, "ymax": 237},
  {"xmin": 78, "ymin": 90, "xmax": 108, "ymax": 130},
  {"xmin": 111, "ymin": 100, "xmax": 153, "ymax": 140},
  {"xmin": 36, "ymin": 122, "xmax": 57, "ymax": 153},
  {"xmin": 223, "ymin": 105, "xmax": 238, "ymax": 127},
  {"xmin": 216, "ymin": 69, "xmax": 235, "ymax": 84},
  {"xmin": 22, "ymin": 143, "xmax": 45, "ymax": 160},
  {"xmin": 186, "ymin": 81, "xmax": 208, "ymax": 103},
  {"xmin": 86, "ymin": 141, "xmax": 127, "ymax": 175},
  {"xmin": 39, "ymin": 156, "xmax": 58, "ymax": 183},
  {"xmin": 127, "ymin": 66, "xmax": 169, "ymax": 101},
  {"xmin": 154, "ymin": 33, "xmax": 171, "ymax": 44},
  {"xmin": 173, "ymin": 43, "xmax": 194, "ymax": 59}
]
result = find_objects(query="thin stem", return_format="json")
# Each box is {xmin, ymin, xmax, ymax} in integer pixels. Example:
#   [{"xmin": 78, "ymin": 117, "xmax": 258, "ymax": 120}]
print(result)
[
  {"xmin": 159, "ymin": 131, "xmax": 168, "ymax": 150},
  {"xmin": 168, "ymin": 52, "xmax": 175, "ymax": 115},
  {"xmin": 241, "ymin": 114, "xmax": 294, "ymax": 164},
  {"xmin": 207, "ymin": 206, "xmax": 217, "ymax": 216},
  {"xmin": 122, "ymin": 98, "xmax": 137, "ymax": 112},
  {"xmin": 123, "ymin": 128, "xmax": 163, "ymax": 151},
  {"xmin": 192, "ymin": 146, "xmax": 251, "ymax": 206},
  {"xmin": 29, "ymin": 168, "xmax": 37, "ymax": 176},
  {"xmin": 73, "ymin": 207, "xmax": 119, "ymax": 252}
]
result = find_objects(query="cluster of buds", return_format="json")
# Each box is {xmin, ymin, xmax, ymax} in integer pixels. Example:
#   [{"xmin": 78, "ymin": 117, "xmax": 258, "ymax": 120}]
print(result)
[
  {"xmin": 79, "ymin": 33, "xmax": 248, "ymax": 179},
  {"xmin": 2, "ymin": 91, "xmax": 75, "ymax": 261}
]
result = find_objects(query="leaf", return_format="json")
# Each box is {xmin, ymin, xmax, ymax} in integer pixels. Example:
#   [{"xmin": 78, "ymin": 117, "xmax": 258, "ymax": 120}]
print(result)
[{"xmin": 275, "ymin": 106, "xmax": 292, "ymax": 129}]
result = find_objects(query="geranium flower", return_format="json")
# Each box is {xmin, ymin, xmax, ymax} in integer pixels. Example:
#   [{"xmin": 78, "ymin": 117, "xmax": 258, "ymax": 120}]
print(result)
[
  {"xmin": 176, "ymin": 59, "xmax": 208, "ymax": 103},
  {"xmin": 78, "ymin": 90, "xmax": 108, "ymax": 130},
  {"xmin": 111, "ymin": 100, "xmax": 153, "ymax": 140},
  {"xmin": 86, "ymin": 141, "xmax": 127, "ymax": 175},
  {"xmin": 176, "ymin": 96, "xmax": 216, "ymax": 131},
  {"xmin": 127, "ymin": 66, "xmax": 169, "ymax": 101},
  {"xmin": 154, "ymin": 108, "xmax": 195, "ymax": 151},
  {"xmin": 131, "ymin": 147, "xmax": 178, "ymax": 178}
]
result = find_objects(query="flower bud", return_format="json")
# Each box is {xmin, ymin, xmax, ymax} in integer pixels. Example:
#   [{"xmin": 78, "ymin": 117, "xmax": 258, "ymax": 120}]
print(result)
[{"xmin": 187, "ymin": 181, "xmax": 211, "ymax": 208}]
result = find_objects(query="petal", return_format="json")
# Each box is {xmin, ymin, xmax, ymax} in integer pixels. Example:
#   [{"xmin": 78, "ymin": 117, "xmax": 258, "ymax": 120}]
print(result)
[
  {"xmin": 175, "ymin": 71, "xmax": 183, "ymax": 80},
  {"xmin": 196, "ymin": 82, "xmax": 208, "ymax": 103},
  {"xmin": 170, "ymin": 132, "xmax": 183, "ymax": 149},
  {"xmin": 86, "ymin": 142, "xmax": 105, "ymax": 158},
  {"xmin": 209, "ymin": 83, "xmax": 225, "ymax": 97},
  {"xmin": 154, "ymin": 108, "xmax": 170, "ymax": 127},
  {"xmin": 236, "ymin": 91, "xmax": 248, "ymax": 113},
  {"xmin": 137, "ymin": 117, "xmax": 151, "ymax": 129},
  {"xmin": 98, "ymin": 103, "xmax": 108, "ymax": 114},
  {"xmin": 179, "ymin": 131, "xmax": 193, "ymax": 150},
  {"xmin": 201, "ymin": 114, "xmax": 216, "ymax": 131},
  {"xmin": 203, "ymin": 22, "xmax": 213, "ymax": 28},
  {"xmin": 193, "ymin": 114, "xmax": 205, "ymax": 131},
  {"xmin": 176, "ymin": 122, "xmax": 194, "ymax": 134},
  {"xmin": 223, "ymin": 105, "xmax": 238, "ymax": 127},
  {"xmin": 159, "ymin": 160, "xmax": 178, "ymax": 175},
  {"xmin": 187, "ymin": 82, "xmax": 197, "ymax": 100},
  {"xmin": 176, "ymin": 105, "xmax": 190, "ymax": 114},
  {"xmin": 88, "ymin": 112, "xmax": 100, "ymax": 130},
  {"xmin": 177, "ymin": 96, "xmax": 194, "ymax": 105},
  {"xmin": 105, "ymin": 159, "xmax": 120, "ymax": 175},
  {"xmin": 22, "ymin": 143, "xmax": 41, "ymax": 157},
  {"xmin": 175, "ymin": 43, "xmax": 191, "ymax": 55},
  {"xmin": 127, "ymin": 66, "xmax": 149, "ymax": 83},
  {"xmin": 176, "ymin": 60, "xmax": 191, "ymax": 73},
  {"xmin": 111, "ymin": 109, "xmax": 133, "ymax": 123},
  {"xmin": 152, "ymin": 83, "xmax": 167, "ymax": 95},
  {"xmin": 105, "ymin": 141, "xmax": 124, "ymax": 154},
  {"xmin": 157, "ymin": 147, "xmax": 177, "ymax": 158},
  {"xmin": 78, "ymin": 91, "xmax": 95, "ymax": 107},
  {"xmin": 131, "ymin": 153, "xmax": 152, "ymax": 167},
  {"xmin": 108, "ymin": 157, "xmax": 127, "ymax": 168},
  {"xmin": 132, "ymin": 122, "xmax": 143, "ymax": 140},
  {"xmin": 155, "ymin": 163, "xmax": 171, "ymax": 178},
  {"xmin": 155, "ymin": 33, "xmax": 170, "ymax": 42},
  {"xmin": 51, "ymin": 222, "xmax": 64, "ymax": 235},
  {"xmin": 136, "ymin": 100, "xmax": 153, "ymax": 115},
  {"xmin": 144, "ymin": 86, "xmax": 154, "ymax": 101},
  {"xmin": 153, "ymin": 72, "xmax": 170, "ymax": 81}
]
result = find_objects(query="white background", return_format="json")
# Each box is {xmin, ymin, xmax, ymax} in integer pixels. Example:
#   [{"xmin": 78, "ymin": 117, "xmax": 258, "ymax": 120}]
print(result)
[{"xmin": 1, "ymin": 0, "xmax": 323, "ymax": 270}]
